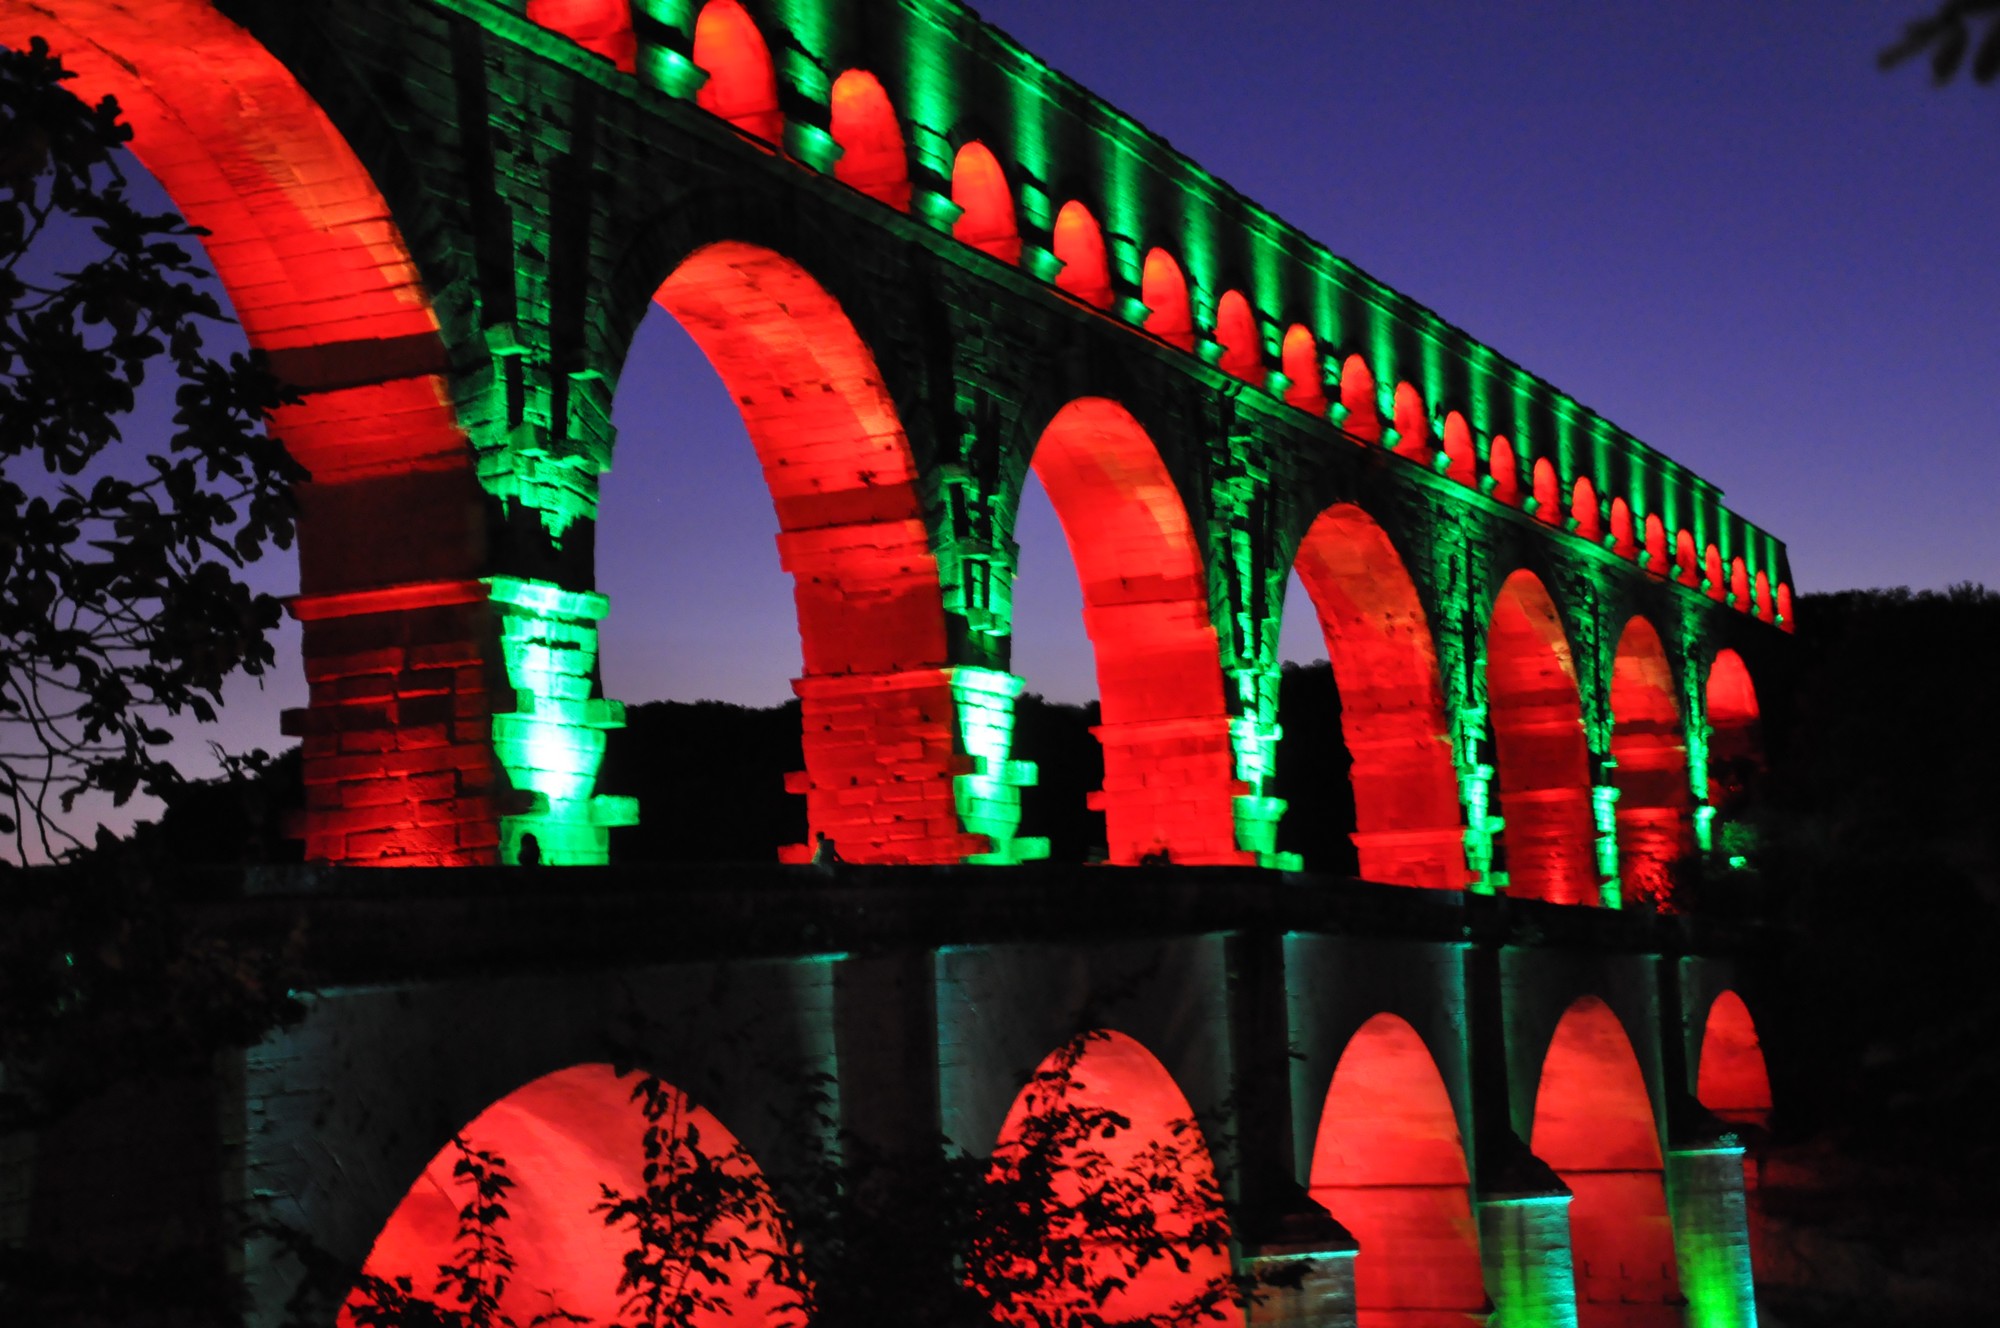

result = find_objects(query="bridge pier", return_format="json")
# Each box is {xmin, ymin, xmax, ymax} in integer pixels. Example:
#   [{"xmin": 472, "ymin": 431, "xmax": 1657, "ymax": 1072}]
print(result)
[
  {"xmin": 1477, "ymin": 1189, "xmax": 1581, "ymax": 1328},
  {"xmin": 1665, "ymin": 1144, "xmax": 1759, "ymax": 1328}
]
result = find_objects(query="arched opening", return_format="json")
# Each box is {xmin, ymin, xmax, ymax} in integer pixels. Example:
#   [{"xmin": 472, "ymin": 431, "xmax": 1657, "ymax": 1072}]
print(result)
[
  {"xmin": 1391, "ymin": 382, "xmax": 1431, "ymax": 462},
  {"xmin": 1643, "ymin": 513, "xmax": 1669, "ymax": 577},
  {"xmin": 692, "ymin": 0, "xmax": 783, "ymax": 144},
  {"xmin": 1310, "ymin": 1014, "xmax": 1485, "ymax": 1327},
  {"xmin": 528, "ymin": 0, "xmax": 638, "ymax": 71},
  {"xmin": 1775, "ymin": 583, "xmax": 1794, "ymax": 632},
  {"xmin": 1696, "ymin": 991, "xmax": 1773, "ymax": 1131},
  {"xmin": 1752, "ymin": 569, "xmax": 1773, "ymax": 623},
  {"xmin": 1487, "ymin": 436, "xmax": 1520, "ymax": 506},
  {"xmin": 1532, "ymin": 998, "xmax": 1681, "ymax": 1328},
  {"xmin": 1609, "ymin": 618, "xmax": 1691, "ymax": 909},
  {"xmin": 1486, "ymin": 571, "xmax": 1598, "ymax": 906},
  {"xmin": 347, "ymin": 1064, "xmax": 801, "ymax": 1327},
  {"xmin": 1051, "ymin": 200, "xmax": 1112, "ymax": 308},
  {"xmin": 1571, "ymin": 477, "xmax": 1602, "ymax": 541},
  {"xmin": 1609, "ymin": 498, "xmax": 1638, "ymax": 560},
  {"xmin": 1293, "ymin": 507, "xmax": 1465, "ymax": 890},
  {"xmin": 829, "ymin": 69, "xmax": 910, "ymax": 210},
  {"xmin": 4, "ymin": 1, "xmax": 493, "ymax": 866},
  {"xmin": 1214, "ymin": 289, "xmax": 1265, "ymax": 385},
  {"xmin": 1339, "ymin": 354, "xmax": 1383, "ymax": 443},
  {"xmin": 1704, "ymin": 650, "xmax": 1763, "ymax": 822},
  {"xmin": 1673, "ymin": 529, "xmax": 1700, "ymax": 588},
  {"xmin": 1281, "ymin": 324, "xmax": 1326, "ymax": 413},
  {"xmin": 647, "ymin": 241, "xmax": 965, "ymax": 864},
  {"xmin": 1531, "ymin": 458, "xmax": 1561, "ymax": 526},
  {"xmin": 1029, "ymin": 400, "xmax": 1246, "ymax": 865},
  {"xmin": 950, "ymin": 141, "xmax": 1021, "ymax": 264},
  {"xmin": 1728, "ymin": 557, "xmax": 1750, "ymax": 612},
  {"xmin": 1441, "ymin": 412, "xmax": 1477, "ymax": 487},
  {"xmin": 1141, "ymin": 247, "xmax": 1193, "ymax": 348},
  {"xmin": 1703, "ymin": 544, "xmax": 1726, "ymax": 601},
  {"xmin": 983, "ymin": 1031, "xmax": 1241, "ymax": 1328}
]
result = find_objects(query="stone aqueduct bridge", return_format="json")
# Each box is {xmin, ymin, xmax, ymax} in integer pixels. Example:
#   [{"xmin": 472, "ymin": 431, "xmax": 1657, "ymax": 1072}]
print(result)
[{"xmin": 7, "ymin": 2, "xmax": 1794, "ymax": 1326}]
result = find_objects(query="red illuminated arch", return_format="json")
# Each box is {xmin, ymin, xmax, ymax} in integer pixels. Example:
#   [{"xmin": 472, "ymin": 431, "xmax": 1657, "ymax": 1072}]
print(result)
[
  {"xmin": 1486, "ymin": 571, "xmax": 1598, "ymax": 906},
  {"xmin": 986, "ymin": 1031, "xmax": 1241, "ymax": 1328},
  {"xmin": 693, "ymin": 0, "xmax": 782, "ymax": 144},
  {"xmin": 1532, "ymin": 998, "xmax": 1681, "ymax": 1328},
  {"xmin": 1310, "ymin": 1014, "xmax": 1485, "ymax": 1326},
  {"xmin": 1674, "ymin": 529, "xmax": 1700, "ymax": 588},
  {"xmin": 1441, "ymin": 412, "xmax": 1477, "ymax": 487},
  {"xmin": 1281, "ymin": 324, "xmax": 1326, "ymax": 413},
  {"xmin": 1294, "ymin": 506, "xmax": 1466, "ymax": 890},
  {"xmin": 1752, "ymin": 569, "xmax": 1773, "ymax": 623},
  {"xmin": 1775, "ymin": 583, "xmax": 1794, "ymax": 632},
  {"xmin": 347, "ymin": 1064, "xmax": 800, "ymax": 1328},
  {"xmin": 1531, "ymin": 458, "xmax": 1561, "ymax": 526},
  {"xmin": 830, "ymin": 69, "xmax": 910, "ymax": 210},
  {"xmin": 1391, "ymin": 381, "xmax": 1432, "ymax": 462},
  {"xmin": 4, "ymin": 1, "xmax": 498, "ymax": 866},
  {"xmin": 1488, "ymin": 436, "xmax": 1520, "ymax": 506},
  {"xmin": 528, "ymin": 0, "xmax": 638, "ymax": 71},
  {"xmin": 1704, "ymin": 650, "xmax": 1763, "ymax": 818},
  {"xmin": 1728, "ymin": 556, "xmax": 1750, "ymax": 611},
  {"xmin": 1571, "ymin": 477, "xmax": 1602, "ymax": 541},
  {"xmin": 1141, "ymin": 248, "xmax": 1193, "ymax": 348},
  {"xmin": 950, "ymin": 141, "xmax": 1021, "ymax": 264},
  {"xmin": 1030, "ymin": 399, "xmax": 1247, "ymax": 865},
  {"xmin": 1609, "ymin": 498, "xmax": 1638, "ymax": 560},
  {"xmin": 1695, "ymin": 991, "xmax": 1772, "ymax": 1130},
  {"xmin": 1609, "ymin": 618, "xmax": 1691, "ymax": 908},
  {"xmin": 1643, "ymin": 514, "xmax": 1669, "ymax": 576},
  {"xmin": 654, "ymin": 240, "xmax": 970, "ymax": 864},
  {"xmin": 1703, "ymin": 544, "xmax": 1726, "ymax": 600},
  {"xmin": 1339, "ymin": 354, "xmax": 1383, "ymax": 443},
  {"xmin": 1051, "ymin": 200, "xmax": 1112, "ymax": 308},
  {"xmin": 1214, "ymin": 289, "xmax": 1265, "ymax": 385}
]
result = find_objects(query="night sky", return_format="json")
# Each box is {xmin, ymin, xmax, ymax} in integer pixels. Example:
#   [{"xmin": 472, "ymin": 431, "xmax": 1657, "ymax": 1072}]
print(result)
[{"xmin": 51, "ymin": 1, "xmax": 2000, "ymax": 831}]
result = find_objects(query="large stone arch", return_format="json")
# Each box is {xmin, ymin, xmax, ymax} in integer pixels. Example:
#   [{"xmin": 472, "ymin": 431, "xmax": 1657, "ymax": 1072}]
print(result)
[
  {"xmin": 1608, "ymin": 614, "xmax": 1694, "ymax": 907},
  {"xmin": 2, "ymin": 0, "xmax": 499, "ymax": 866}
]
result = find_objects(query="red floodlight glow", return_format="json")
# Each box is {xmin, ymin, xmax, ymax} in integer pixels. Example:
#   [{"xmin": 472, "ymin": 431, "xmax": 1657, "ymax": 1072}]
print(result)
[
  {"xmin": 1051, "ymin": 200, "xmax": 1113, "ymax": 308},
  {"xmin": 693, "ymin": 0, "xmax": 783, "ymax": 144},
  {"xmin": 830, "ymin": 69, "xmax": 911, "ymax": 210}
]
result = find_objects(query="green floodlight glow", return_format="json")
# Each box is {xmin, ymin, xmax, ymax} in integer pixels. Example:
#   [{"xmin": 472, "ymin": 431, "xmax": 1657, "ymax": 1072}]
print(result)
[
  {"xmin": 486, "ymin": 576, "xmax": 637, "ymax": 866},
  {"xmin": 1481, "ymin": 1190, "xmax": 1580, "ymax": 1328},
  {"xmin": 951, "ymin": 666, "xmax": 1047, "ymax": 864},
  {"xmin": 1693, "ymin": 804, "xmax": 1717, "ymax": 855},
  {"xmin": 641, "ymin": 42, "xmax": 707, "ymax": 98},
  {"xmin": 1591, "ymin": 782, "xmax": 1622, "ymax": 908},
  {"xmin": 902, "ymin": 18, "xmax": 958, "ymax": 176},
  {"xmin": 1667, "ymin": 1147, "xmax": 1760, "ymax": 1328}
]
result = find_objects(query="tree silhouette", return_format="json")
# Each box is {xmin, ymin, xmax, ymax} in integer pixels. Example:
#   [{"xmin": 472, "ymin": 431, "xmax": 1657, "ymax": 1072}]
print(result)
[{"xmin": 1882, "ymin": 2, "xmax": 2000, "ymax": 84}]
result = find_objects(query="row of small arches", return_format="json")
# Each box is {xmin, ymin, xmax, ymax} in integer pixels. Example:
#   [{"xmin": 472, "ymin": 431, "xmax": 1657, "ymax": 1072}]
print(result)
[{"xmin": 531, "ymin": 0, "xmax": 1794, "ymax": 631}]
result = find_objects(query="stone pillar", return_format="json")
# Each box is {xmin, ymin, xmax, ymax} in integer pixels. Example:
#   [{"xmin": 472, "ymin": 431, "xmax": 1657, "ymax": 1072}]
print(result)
[
  {"xmin": 1241, "ymin": 1214, "xmax": 1358, "ymax": 1328},
  {"xmin": 1477, "ymin": 1189, "xmax": 1580, "ymax": 1328},
  {"xmin": 1665, "ymin": 1144, "xmax": 1757, "ymax": 1328}
]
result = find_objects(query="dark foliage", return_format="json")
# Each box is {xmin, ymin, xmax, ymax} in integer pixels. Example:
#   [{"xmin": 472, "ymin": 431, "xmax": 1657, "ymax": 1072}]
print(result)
[
  {"xmin": 1014, "ymin": 692, "xmax": 1104, "ymax": 863},
  {"xmin": 1882, "ymin": 1, "xmax": 2000, "ymax": 84},
  {"xmin": 1270, "ymin": 661, "xmax": 1357, "ymax": 875},
  {"xmin": 599, "ymin": 699, "xmax": 805, "ymax": 864},
  {"xmin": 0, "ymin": 39, "xmax": 299, "ymax": 862}
]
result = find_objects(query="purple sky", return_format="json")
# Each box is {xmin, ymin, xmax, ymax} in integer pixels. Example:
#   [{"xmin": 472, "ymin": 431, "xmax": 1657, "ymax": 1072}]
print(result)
[{"xmin": 37, "ymin": 1, "xmax": 2000, "ymax": 838}]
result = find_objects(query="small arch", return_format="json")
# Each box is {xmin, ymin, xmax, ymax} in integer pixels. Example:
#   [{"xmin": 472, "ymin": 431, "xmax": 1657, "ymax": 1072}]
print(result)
[
  {"xmin": 1031, "ymin": 399, "xmax": 1246, "ymax": 865},
  {"xmin": 1609, "ymin": 497, "xmax": 1638, "ymax": 560},
  {"xmin": 1696, "ymin": 990, "xmax": 1773, "ymax": 1131},
  {"xmin": 347, "ymin": 1065, "xmax": 801, "ymax": 1327},
  {"xmin": 692, "ymin": 0, "xmax": 783, "ymax": 144},
  {"xmin": 1051, "ymin": 200, "xmax": 1113, "ymax": 308},
  {"xmin": 950, "ymin": 141, "xmax": 1021, "ymax": 264},
  {"xmin": 1674, "ymin": 529, "xmax": 1700, "ymax": 588},
  {"xmin": 1140, "ymin": 248, "xmax": 1193, "ymax": 348},
  {"xmin": 1294, "ymin": 506, "xmax": 1466, "ymax": 890},
  {"xmin": 1487, "ymin": 435, "xmax": 1520, "ymax": 505},
  {"xmin": 1643, "ymin": 513, "xmax": 1669, "ymax": 577},
  {"xmin": 1214, "ymin": 289, "xmax": 1265, "ymax": 385},
  {"xmin": 1728, "ymin": 556, "xmax": 1750, "ymax": 611},
  {"xmin": 1486, "ymin": 570, "xmax": 1598, "ymax": 906},
  {"xmin": 985, "ymin": 1031, "xmax": 1241, "ymax": 1328},
  {"xmin": 1391, "ymin": 381, "xmax": 1432, "ymax": 462},
  {"xmin": 1310, "ymin": 1014, "xmax": 1484, "ymax": 1326},
  {"xmin": 1776, "ymin": 582, "xmax": 1795, "ymax": 632},
  {"xmin": 1703, "ymin": 543, "xmax": 1726, "ymax": 600},
  {"xmin": 1281, "ymin": 324, "xmax": 1326, "ymax": 413},
  {"xmin": 1705, "ymin": 650, "xmax": 1763, "ymax": 818},
  {"xmin": 1610, "ymin": 617, "xmax": 1691, "ymax": 908},
  {"xmin": 1533, "ymin": 998, "xmax": 1681, "ymax": 1327},
  {"xmin": 1571, "ymin": 476, "xmax": 1603, "ymax": 541},
  {"xmin": 1753, "ymin": 569, "xmax": 1774, "ymax": 623},
  {"xmin": 1441, "ymin": 412, "xmax": 1477, "ymax": 487},
  {"xmin": 528, "ymin": 0, "xmax": 638, "ymax": 71},
  {"xmin": 1339, "ymin": 355, "xmax": 1383, "ymax": 443},
  {"xmin": 829, "ymin": 70, "xmax": 910, "ymax": 210},
  {"xmin": 1531, "ymin": 457, "xmax": 1561, "ymax": 525}
]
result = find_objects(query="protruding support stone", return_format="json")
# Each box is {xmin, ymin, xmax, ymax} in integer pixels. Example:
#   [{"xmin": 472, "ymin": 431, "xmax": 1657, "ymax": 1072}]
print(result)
[{"xmin": 1665, "ymin": 1144, "xmax": 1758, "ymax": 1328}]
